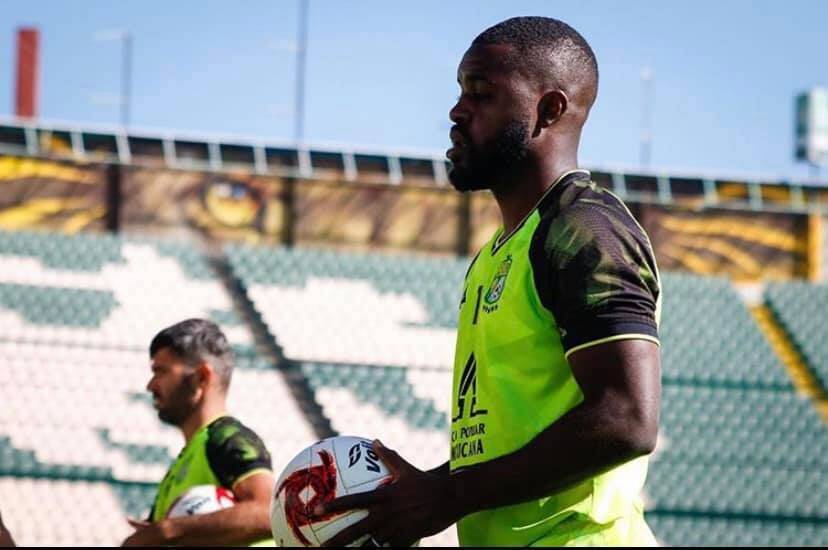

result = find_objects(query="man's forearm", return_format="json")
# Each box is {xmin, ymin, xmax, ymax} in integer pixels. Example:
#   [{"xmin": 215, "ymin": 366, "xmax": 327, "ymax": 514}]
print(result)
[
  {"xmin": 160, "ymin": 501, "xmax": 271, "ymax": 546},
  {"xmin": 448, "ymin": 395, "xmax": 655, "ymax": 517}
]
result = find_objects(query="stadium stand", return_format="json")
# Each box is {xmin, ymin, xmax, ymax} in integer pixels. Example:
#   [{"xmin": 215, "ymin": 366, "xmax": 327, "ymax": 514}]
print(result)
[
  {"xmin": 1, "ymin": 228, "xmax": 827, "ymax": 546},
  {"xmin": 227, "ymin": 243, "xmax": 828, "ymax": 547},
  {"xmin": 0, "ymin": 229, "xmax": 317, "ymax": 546},
  {"xmin": 766, "ymin": 281, "xmax": 828, "ymax": 392},
  {"xmin": 658, "ymin": 273, "xmax": 794, "ymax": 389},
  {"xmin": 226, "ymin": 245, "xmax": 461, "ymax": 464},
  {"xmin": 226, "ymin": 244, "xmax": 462, "ymax": 546},
  {"xmin": 645, "ymin": 513, "xmax": 828, "ymax": 547},
  {"xmin": 647, "ymin": 274, "xmax": 827, "ymax": 545}
]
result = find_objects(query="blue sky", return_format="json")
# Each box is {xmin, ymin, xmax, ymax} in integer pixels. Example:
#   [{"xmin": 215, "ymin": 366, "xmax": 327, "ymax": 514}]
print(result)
[{"xmin": 2, "ymin": 1, "xmax": 826, "ymax": 180}]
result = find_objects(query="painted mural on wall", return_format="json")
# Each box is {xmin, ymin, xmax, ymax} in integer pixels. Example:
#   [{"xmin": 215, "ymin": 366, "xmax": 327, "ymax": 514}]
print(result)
[
  {"xmin": 122, "ymin": 167, "xmax": 286, "ymax": 243},
  {"xmin": 295, "ymin": 181, "xmax": 460, "ymax": 253},
  {"xmin": 0, "ymin": 155, "xmax": 813, "ymax": 280},
  {"xmin": 0, "ymin": 156, "xmax": 106, "ymax": 233},
  {"xmin": 636, "ymin": 205, "xmax": 808, "ymax": 281}
]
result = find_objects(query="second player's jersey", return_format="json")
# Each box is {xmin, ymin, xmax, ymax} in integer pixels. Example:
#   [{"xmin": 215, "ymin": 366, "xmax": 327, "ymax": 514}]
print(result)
[
  {"xmin": 149, "ymin": 415, "xmax": 272, "ymax": 530},
  {"xmin": 450, "ymin": 170, "xmax": 661, "ymax": 547}
]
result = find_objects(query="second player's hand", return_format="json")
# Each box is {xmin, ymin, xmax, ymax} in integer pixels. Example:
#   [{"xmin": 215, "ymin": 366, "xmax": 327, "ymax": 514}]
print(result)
[
  {"xmin": 315, "ymin": 440, "xmax": 463, "ymax": 547},
  {"xmin": 121, "ymin": 517, "xmax": 168, "ymax": 547}
]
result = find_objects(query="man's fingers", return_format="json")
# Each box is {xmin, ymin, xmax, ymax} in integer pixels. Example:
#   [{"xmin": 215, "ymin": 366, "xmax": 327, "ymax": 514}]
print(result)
[
  {"xmin": 126, "ymin": 517, "xmax": 149, "ymax": 529},
  {"xmin": 369, "ymin": 522, "xmax": 400, "ymax": 549},
  {"xmin": 314, "ymin": 489, "xmax": 384, "ymax": 517},
  {"xmin": 320, "ymin": 516, "xmax": 374, "ymax": 548},
  {"xmin": 373, "ymin": 439, "xmax": 413, "ymax": 479}
]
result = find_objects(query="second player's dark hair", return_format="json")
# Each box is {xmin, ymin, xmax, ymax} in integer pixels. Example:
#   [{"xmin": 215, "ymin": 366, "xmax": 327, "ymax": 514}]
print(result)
[{"xmin": 150, "ymin": 318, "xmax": 235, "ymax": 389}]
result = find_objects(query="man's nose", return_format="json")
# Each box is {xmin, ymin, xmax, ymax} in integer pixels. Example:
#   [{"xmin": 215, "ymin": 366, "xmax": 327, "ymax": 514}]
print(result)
[{"xmin": 449, "ymin": 99, "xmax": 469, "ymax": 125}]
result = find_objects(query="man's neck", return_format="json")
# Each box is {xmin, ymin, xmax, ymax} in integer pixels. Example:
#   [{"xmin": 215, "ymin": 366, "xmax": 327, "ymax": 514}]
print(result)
[
  {"xmin": 179, "ymin": 401, "xmax": 227, "ymax": 444},
  {"xmin": 492, "ymin": 156, "xmax": 579, "ymax": 238}
]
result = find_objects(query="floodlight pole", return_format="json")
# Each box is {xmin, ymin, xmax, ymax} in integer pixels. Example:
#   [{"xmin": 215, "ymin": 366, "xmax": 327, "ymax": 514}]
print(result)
[
  {"xmin": 121, "ymin": 32, "xmax": 132, "ymax": 128},
  {"xmin": 640, "ymin": 66, "xmax": 653, "ymax": 169},
  {"xmin": 94, "ymin": 30, "xmax": 132, "ymax": 128},
  {"xmin": 294, "ymin": 0, "xmax": 309, "ymax": 144}
]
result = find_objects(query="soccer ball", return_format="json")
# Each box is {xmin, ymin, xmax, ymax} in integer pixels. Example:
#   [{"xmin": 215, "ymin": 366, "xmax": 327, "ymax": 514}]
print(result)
[
  {"xmin": 167, "ymin": 485, "xmax": 236, "ymax": 518},
  {"xmin": 271, "ymin": 435, "xmax": 417, "ymax": 547}
]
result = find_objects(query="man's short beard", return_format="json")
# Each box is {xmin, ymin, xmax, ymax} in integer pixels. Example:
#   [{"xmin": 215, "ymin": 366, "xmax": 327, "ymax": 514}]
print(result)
[
  {"xmin": 448, "ymin": 119, "xmax": 531, "ymax": 192},
  {"xmin": 157, "ymin": 374, "xmax": 199, "ymax": 426}
]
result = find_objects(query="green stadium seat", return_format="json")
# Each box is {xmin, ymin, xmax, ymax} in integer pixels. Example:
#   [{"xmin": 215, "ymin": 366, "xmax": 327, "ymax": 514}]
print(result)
[
  {"xmin": 766, "ymin": 282, "xmax": 828, "ymax": 392},
  {"xmin": 648, "ymin": 513, "xmax": 828, "ymax": 546},
  {"xmin": 300, "ymin": 362, "xmax": 448, "ymax": 431},
  {"xmin": 659, "ymin": 273, "xmax": 792, "ymax": 389}
]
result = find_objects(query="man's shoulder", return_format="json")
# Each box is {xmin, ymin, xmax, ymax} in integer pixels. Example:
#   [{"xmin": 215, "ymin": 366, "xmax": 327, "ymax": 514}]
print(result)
[
  {"xmin": 533, "ymin": 174, "xmax": 652, "ymax": 262},
  {"xmin": 538, "ymin": 174, "xmax": 636, "ymax": 227},
  {"xmin": 205, "ymin": 416, "xmax": 273, "ymax": 484},
  {"xmin": 206, "ymin": 415, "xmax": 264, "ymax": 446}
]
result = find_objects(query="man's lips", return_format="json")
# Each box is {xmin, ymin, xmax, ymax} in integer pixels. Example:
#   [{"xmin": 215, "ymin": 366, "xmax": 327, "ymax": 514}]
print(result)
[
  {"xmin": 446, "ymin": 146, "xmax": 463, "ymax": 162},
  {"xmin": 447, "ymin": 129, "xmax": 469, "ymax": 162},
  {"xmin": 449, "ymin": 127, "xmax": 468, "ymax": 148}
]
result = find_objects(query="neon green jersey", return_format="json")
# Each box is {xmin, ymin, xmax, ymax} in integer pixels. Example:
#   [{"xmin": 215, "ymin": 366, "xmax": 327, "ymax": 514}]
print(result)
[
  {"xmin": 150, "ymin": 415, "xmax": 274, "ymax": 545},
  {"xmin": 451, "ymin": 170, "xmax": 661, "ymax": 547}
]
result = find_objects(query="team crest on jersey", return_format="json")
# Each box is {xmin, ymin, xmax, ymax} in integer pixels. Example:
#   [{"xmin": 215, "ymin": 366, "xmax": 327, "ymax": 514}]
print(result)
[{"xmin": 484, "ymin": 255, "xmax": 512, "ymax": 306}]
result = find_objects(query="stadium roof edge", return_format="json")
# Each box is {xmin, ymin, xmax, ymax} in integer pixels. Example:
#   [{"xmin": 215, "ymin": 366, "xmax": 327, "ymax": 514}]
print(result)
[
  {"xmin": 0, "ymin": 115, "xmax": 449, "ymax": 161},
  {"xmin": 585, "ymin": 162, "xmax": 828, "ymax": 188},
  {"xmin": 2, "ymin": 114, "xmax": 827, "ymax": 188}
]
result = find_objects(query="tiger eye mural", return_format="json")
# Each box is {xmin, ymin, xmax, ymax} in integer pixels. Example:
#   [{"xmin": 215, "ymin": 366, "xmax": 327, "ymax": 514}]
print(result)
[{"xmin": 121, "ymin": 167, "xmax": 285, "ymax": 243}]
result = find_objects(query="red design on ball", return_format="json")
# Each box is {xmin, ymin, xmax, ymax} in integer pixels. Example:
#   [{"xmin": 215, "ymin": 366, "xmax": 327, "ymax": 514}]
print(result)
[{"xmin": 276, "ymin": 449, "xmax": 339, "ymax": 546}]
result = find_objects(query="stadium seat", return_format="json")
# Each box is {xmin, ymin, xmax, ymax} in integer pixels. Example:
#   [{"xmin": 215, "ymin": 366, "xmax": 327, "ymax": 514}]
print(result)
[
  {"xmin": 657, "ymin": 385, "xmax": 827, "ymax": 469},
  {"xmin": 766, "ymin": 282, "xmax": 828, "ymax": 392},
  {"xmin": 659, "ymin": 273, "xmax": 793, "ymax": 389},
  {"xmin": 648, "ymin": 512, "xmax": 828, "ymax": 547}
]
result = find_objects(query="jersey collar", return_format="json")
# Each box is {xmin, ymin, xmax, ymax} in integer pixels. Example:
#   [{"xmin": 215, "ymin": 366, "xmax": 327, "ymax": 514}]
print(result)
[
  {"xmin": 491, "ymin": 169, "xmax": 591, "ymax": 255},
  {"xmin": 184, "ymin": 412, "xmax": 230, "ymax": 445}
]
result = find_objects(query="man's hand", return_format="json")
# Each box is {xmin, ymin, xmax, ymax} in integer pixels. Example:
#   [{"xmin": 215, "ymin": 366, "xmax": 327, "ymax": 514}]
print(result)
[
  {"xmin": 0, "ymin": 511, "xmax": 16, "ymax": 548},
  {"xmin": 315, "ymin": 440, "xmax": 462, "ymax": 547},
  {"xmin": 120, "ymin": 472, "xmax": 274, "ymax": 547},
  {"xmin": 121, "ymin": 517, "xmax": 169, "ymax": 547}
]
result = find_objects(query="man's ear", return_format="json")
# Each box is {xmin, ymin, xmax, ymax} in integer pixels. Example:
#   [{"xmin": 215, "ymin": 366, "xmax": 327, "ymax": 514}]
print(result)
[
  {"xmin": 534, "ymin": 90, "xmax": 568, "ymax": 136},
  {"xmin": 196, "ymin": 362, "xmax": 213, "ymax": 390}
]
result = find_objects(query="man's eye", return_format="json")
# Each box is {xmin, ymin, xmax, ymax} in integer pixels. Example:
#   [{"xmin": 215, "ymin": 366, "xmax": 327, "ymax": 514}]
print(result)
[{"xmin": 458, "ymin": 92, "xmax": 490, "ymax": 101}]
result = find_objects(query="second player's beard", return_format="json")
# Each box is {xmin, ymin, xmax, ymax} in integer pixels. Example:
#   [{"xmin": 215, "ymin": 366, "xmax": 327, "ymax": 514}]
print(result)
[
  {"xmin": 448, "ymin": 118, "xmax": 531, "ymax": 193},
  {"xmin": 156, "ymin": 374, "xmax": 200, "ymax": 427}
]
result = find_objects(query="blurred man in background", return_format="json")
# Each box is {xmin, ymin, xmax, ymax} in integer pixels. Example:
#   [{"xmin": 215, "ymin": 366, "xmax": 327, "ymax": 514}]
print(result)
[
  {"xmin": 317, "ymin": 16, "xmax": 661, "ymax": 547},
  {"xmin": 122, "ymin": 319, "xmax": 275, "ymax": 547}
]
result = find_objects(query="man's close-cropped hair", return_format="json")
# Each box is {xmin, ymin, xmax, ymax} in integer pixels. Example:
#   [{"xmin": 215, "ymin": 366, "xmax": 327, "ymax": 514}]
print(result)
[{"xmin": 473, "ymin": 16, "xmax": 599, "ymax": 104}]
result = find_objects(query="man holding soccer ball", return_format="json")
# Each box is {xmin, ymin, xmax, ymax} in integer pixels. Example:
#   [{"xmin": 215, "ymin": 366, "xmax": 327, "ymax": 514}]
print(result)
[
  {"xmin": 317, "ymin": 16, "xmax": 662, "ymax": 547},
  {"xmin": 121, "ymin": 319, "xmax": 275, "ymax": 547}
]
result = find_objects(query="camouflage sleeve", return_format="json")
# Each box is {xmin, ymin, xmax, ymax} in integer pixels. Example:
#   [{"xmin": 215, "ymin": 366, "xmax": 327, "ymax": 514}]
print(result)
[
  {"xmin": 530, "ymin": 202, "xmax": 660, "ymax": 356},
  {"xmin": 206, "ymin": 418, "xmax": 273, "ymax": 489}
]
